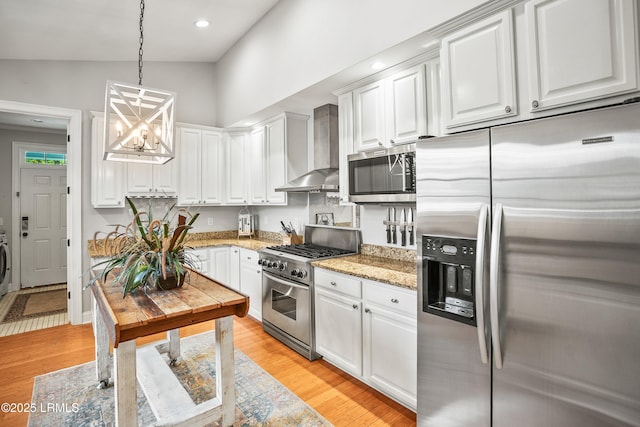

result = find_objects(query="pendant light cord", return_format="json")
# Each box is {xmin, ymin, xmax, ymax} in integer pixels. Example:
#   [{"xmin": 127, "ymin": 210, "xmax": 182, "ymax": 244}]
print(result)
[{"xmin": 138, "ymin": 0, "xmax": 145, "ymax": 86}]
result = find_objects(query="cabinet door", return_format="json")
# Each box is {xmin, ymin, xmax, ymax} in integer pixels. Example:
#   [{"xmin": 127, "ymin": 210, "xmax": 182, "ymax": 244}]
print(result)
[
  {"xmin": 152, "ymin": 159, "xmax": 178, "ymax": 194},
  {"xmin": 249, "ymin": 127, "xmax": 266, "ymax": 204},
  {"xmin": 177, "ymin": 127, "xmax": 202, "ymax": 205},
  {"xmin": 338, "ymin": 92, "xmax": 354, "ymax": 204},
  {"xmin": 225, "ymin": 132, "xmax": 249, "ymax": 205},
  {"xmin": 386, "ymin": 64, "xmax": 427, "ymax": 144},
  {"xmin": 210, "ymin": 246, "xmax": 230, "ymax": 285},
  {"xmin": 127, "ymin": 163, "xmax": 154, "ymax": 194},
  {"xmin": 91, "ymin": 114, "xmax": 125, "ymax": 208},
  {"xmin": 228, "ymin": 247, "xmax": 240, "ymax": 291},
  {"xmin": 239, "ymin": 249, "xmax": 261, "ymax": 320},
  {"xmin": 364, "ymin": 304, "xmax": 417, "ymax": 410},
  {"xmin": 315, "ymin": 287, "xmax": 363, "ymax": 376},
  {"xmin": 441, "ymin": 9, "xmax": 516, "ymax": 128},
  {"xmin": 265, "ymin": 117, "xmax": 287, "ymax": 204},
  {"xmin": 192, "ymin": 248, "xmax": 210, "ymax": 277},
  {"xmin": 354, "ymin": 80, "xmax": 386, "ymax": 151},
  {"xmin": 201, "ymin": 130, "xmax": 224, "ymax": 204},
  {"xmin": 526, "ymin": 0, "xmax": 638, "ymax": 111}
]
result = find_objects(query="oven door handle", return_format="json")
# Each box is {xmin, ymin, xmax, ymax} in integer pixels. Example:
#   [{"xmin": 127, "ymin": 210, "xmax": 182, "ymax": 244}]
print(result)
[{"xmin": 263, "ymin": 272, "xmax": 309, "ymax": 290}]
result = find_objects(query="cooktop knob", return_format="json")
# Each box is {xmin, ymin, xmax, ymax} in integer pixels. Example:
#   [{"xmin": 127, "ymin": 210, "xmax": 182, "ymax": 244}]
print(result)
[
  {"xmin": 267, "ymin": 260, "xmax": 274, "ymax": 268},
  {"xmin": 291, "ymin": 269, "xmax": 299, "ymax": 276},
  {"xmin": 279, "ymin": 262, "xmax": 287, "ymax": 271}
]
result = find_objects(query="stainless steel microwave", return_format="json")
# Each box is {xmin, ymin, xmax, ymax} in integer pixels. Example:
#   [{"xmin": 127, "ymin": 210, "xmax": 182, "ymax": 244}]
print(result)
[{"xmin": 348, "ymin": 143, "xmax": 416, "ymax": 203}]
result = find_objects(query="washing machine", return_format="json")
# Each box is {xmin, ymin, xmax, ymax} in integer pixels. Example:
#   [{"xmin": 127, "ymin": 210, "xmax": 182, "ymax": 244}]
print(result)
[{"xmin": 0, "ymin": 231, "xmax": 10, "ymax": 299}]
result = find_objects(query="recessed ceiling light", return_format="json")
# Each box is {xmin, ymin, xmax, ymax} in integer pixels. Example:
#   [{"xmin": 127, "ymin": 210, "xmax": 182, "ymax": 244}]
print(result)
[
  {"xmin": 371, "ymin": 61, "xmax": 385, "ymax": 70},
  {"xmin": 194, "ymin": 19, "xmax": 210, "ymax": 28},
  {"xmin": 32, "ymin": 119, "xmax": 44, "ymax": 123},
  {"xmin": 244, "ymin": 121, "xmax": 255, "ymax": 127}
]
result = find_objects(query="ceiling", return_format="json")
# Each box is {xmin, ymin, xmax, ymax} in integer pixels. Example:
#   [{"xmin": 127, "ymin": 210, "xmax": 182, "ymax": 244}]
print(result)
[
  {"xmin": 0, "ymin": 0, "xmax": 280, "ymax": 131},
  {"xmin": 0, "ymin": 0, "xmax": 280, "ymax": 62}
]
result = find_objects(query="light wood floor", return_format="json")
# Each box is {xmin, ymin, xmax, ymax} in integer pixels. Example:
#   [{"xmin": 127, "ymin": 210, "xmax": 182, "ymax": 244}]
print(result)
[{"xmin": 0, "ymin": 315, "xmax": 416, "ymax": 426}]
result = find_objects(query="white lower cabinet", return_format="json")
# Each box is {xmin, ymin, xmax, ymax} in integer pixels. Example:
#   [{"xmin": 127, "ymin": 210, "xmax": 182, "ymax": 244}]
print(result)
[
  {"xmin": 239, "ymin": 248, "xmax": 262, "ymax": 321},
  {"xmin": 315, "ymin": 287, "xmax": 363, "ymax": 377},
  {"xmin": 228, "ymin": 247, "xmax": 240, "ymax": 291},
  {"xmin": 192, "ymin": 248, "xmax": 210, "ymax": 277},
  {"xmin": 363, "ymin": 281, "xmax": 417, "ymax": 410},
  {"xmin": 210, "ymin": 246, "xmax": 230, "ymax": 286},
  {"xmin": 314, "ymin": 268, "xmax": 417, "ymax": 410}
]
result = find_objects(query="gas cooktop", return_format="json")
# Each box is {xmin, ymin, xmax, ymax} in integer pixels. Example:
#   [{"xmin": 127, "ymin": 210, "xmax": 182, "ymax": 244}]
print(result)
[{"xmin": 266, "ymin": 243, "xmax": 355, "ymax": 260}]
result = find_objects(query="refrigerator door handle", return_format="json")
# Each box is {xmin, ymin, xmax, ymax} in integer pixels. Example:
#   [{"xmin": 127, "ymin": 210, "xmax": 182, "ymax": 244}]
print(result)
[
  {"xmin": 475, "ymin": 203, "xmax": 490, "ymax": 364},
  {"xmin": 490, "ymin": 203, "xmax": 504, "ymax": 369}
]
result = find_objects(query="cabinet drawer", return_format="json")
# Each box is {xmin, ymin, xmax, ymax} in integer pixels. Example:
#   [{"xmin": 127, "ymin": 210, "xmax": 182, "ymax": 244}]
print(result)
[
  {"xmin": 364, "ymin": 281, "xmax": 416, "ymax": 317},
  {"xmin": 239, "ymin": 248, "xmax": 258, "ymax": 265},
  {"xmin": 315, "ymin": 269, "xmax": 361, "ymax": 299}
]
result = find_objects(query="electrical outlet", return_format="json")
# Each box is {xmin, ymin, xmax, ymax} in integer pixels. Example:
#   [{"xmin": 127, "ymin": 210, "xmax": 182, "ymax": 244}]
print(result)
[{"xmin": 207, "ymin": 217, "xmax": 213, "ymax": 226}]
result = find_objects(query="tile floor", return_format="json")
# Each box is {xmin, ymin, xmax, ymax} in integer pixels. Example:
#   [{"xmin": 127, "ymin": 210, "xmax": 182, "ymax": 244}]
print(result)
[{"xmin": 0, "ymin": 284, "xmax": 68, "ymax": 337}]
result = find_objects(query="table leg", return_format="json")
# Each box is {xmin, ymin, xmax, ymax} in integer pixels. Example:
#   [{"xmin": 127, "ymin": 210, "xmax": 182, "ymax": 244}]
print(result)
[
  {"xmin": 93, "ymin": 296, "xmax": 111, "ymax": 388},
  {"xmin": 114, "ymin": 340, "xmax": 137, "ymax": 427},
  {"xmin": 215, "ymin": 316, "xmax": 235, "ymax": 427},
  {"xmin": 167, "ymin": 329, "xmax": 180, "ymax": 365}
]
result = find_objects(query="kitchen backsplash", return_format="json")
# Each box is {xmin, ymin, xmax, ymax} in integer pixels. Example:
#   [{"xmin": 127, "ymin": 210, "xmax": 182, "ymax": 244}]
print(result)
[{"xmin": 360, "ymin": 243, "xmax": 416, "ymax": 263}]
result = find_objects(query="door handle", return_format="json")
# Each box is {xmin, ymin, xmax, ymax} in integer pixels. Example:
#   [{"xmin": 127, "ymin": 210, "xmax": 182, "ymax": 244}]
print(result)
[
  {"xmin": 21, "ymin": 216, "xmax": 29, "ymax": 237},
  {"xmin": 489, "ymin": 203, "xmax": 504, "ymax": 369},
  {"xmin": 475, "ymin": 203, "xmax": 490, "ymax": 364}
]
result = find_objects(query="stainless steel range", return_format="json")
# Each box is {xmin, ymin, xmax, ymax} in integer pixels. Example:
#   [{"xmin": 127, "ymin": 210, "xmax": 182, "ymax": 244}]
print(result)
[{"xmin": 259, "ymin": 225, "xmax": 361, "ymax": 360}]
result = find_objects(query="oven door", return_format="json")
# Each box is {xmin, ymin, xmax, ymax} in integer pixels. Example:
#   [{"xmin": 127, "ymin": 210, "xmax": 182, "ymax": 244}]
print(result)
[{"xmin": 262, "ymin": 271, "xmax": 311, "ymax": 345}]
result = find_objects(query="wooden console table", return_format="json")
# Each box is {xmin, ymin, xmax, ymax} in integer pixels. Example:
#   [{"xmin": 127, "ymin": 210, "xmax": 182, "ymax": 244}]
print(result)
[{"xmin": 90, "ymin": 269, "xmax": 249, "ymax": 427}]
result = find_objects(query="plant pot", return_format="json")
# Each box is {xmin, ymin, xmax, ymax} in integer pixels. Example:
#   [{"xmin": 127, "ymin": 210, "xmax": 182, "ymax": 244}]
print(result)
[{"xmin": 155, "ymin": 270, "xmax": 187, "ymax": 290}]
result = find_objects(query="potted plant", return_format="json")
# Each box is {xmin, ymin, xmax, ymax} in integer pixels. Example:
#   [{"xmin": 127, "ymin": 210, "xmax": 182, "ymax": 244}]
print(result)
[{"xmin": 89, "ymin": 197, "xmax": 200, "ymax": 297}]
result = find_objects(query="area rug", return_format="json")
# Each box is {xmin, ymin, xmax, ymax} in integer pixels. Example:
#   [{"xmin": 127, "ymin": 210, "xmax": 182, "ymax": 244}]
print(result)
[
  {"xmin": 1, "ymin": 288, "xmax": 67, "ymax": 323},
  {"xmin": 29, "ymin": 331, "xmax": 332, "ymax": 426}
]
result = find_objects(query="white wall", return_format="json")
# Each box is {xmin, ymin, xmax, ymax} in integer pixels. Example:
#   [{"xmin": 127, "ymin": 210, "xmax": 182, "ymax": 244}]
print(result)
[{"xmin": 215, "ymin": 0, "xmax": 488, "ymax": 126}]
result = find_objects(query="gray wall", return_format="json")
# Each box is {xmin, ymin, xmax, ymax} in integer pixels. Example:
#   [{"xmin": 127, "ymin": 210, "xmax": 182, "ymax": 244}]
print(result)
[{"xmin": 0, "ymin": 127, "xmax": 67, "ymax": 285}]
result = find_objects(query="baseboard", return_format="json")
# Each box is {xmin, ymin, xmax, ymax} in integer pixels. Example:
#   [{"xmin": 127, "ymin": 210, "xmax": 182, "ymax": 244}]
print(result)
[{"xmin": 82, "ymin": 310, "xmax": 93, "ymax": 324}]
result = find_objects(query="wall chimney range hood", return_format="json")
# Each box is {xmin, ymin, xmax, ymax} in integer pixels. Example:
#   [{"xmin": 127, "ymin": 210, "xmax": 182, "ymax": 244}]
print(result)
[{"xmin": 276, "ymin": 104, "xmax": 339, "ymax": 193}]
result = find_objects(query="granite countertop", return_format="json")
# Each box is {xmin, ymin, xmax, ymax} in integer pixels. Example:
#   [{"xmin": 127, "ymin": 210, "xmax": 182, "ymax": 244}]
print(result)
[
  {"xmin": 88, "ymin": 231, "xmax": 278, "ymax": 258},
  {"xmin": 312, "ymin": 253, "xmax": 417, "ymax": 291}
]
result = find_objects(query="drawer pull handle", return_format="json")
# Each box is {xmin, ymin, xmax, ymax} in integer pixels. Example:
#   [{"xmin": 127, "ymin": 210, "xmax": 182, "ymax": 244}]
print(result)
[
  {"xmin": 353, "ymin": 304, "xmax": 359, "ymax": 310},
  {"xmin": 330, "ymin": 281, "xmax": 337, "ymax": 286},
  {"xmin": 365, "ymin": 308, "xmax": 371, "ymax": 313},
  {"xmin": 391, "ymin": 298, "xmax": 399, "ymax": 303}
]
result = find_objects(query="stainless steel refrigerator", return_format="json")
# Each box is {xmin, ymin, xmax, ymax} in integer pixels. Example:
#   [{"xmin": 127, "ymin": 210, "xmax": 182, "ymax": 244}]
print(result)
[{"xmin": 416, "ymin": 102, "xmax": 640, "ymax": 427}]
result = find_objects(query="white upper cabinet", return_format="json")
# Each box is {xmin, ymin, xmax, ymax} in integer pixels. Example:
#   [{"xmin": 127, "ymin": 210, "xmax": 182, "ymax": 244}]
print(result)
[
  {"xmin": 177, "ymin": 126, "xmax": 224, "ymax": 206},
  {"xmin": 265, "ymin": 118, "xmax": 287, "ymax": 204},
  {"xmin": 91, "ymin": 113, "xmax": 125, "ymax": 208},
  {"xmin": 525, "ymin": 0, "xmax": 638, "ymax": 111},
  {"xmin": 351, "ymin": 62, "xmax": 432, "ymax": 152},
  {"xmin": 127, "ymin": 158, "xmax": 178, "ymax": 196},
  {"xmin": 441, "ymin": 9, "xmax": 517, "ymax": 129},
  {"xmin": 249, "ymin": 127, "xmax": 267, "ymax": 204},
  {"xmin": 225, "ymin": 131, "xmax": 250, "ymax": 205},
  {"xmin": 248, "ymin": 113, "xmax": 308, "ymax": 205},
  {"xmin": 177, "ymin": 127, "xmax": 202, "ymax": 205},
  {"xmin": 338, "ymin": 92, "xmax": 354, "ymax": 204},
  {"xmin": 353, "ymin": 80, "xmax": 387, "ymax": 151},
  {"xmin": 385, "ymin": 64, "xmax": 428, "ymax": 145}
]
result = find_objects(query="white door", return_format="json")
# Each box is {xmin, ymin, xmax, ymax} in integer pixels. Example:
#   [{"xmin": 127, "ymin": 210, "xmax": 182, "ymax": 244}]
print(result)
[
  {"xmin": 20, "ymin": 167, "xmax": 67, "ymax": 287},
  {"xmin": 385, "ymin": 64, "xmax": 427, "ymax": 144}
]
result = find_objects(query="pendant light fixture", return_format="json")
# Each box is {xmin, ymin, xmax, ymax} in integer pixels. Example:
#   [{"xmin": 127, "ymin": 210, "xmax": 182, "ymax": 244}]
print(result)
[{"xmin": 103, "ymin": 0, "xmax": 176, "ymax": 164}]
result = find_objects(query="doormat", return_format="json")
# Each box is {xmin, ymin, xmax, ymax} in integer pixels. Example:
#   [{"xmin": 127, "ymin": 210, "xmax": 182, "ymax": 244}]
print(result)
[
  {"xmin": 29, "ymin": 331, "xmax": 332, "ymax": 426},
  {"xmin": 1, "ymin": 288, "xmax": 67, "ymax": 323}
]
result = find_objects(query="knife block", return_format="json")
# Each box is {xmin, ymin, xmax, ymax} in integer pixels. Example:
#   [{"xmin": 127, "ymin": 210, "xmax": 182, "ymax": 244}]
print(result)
[{"xmin": 282, "ymin": 234, "xmax": 303, "ymax": 245}]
